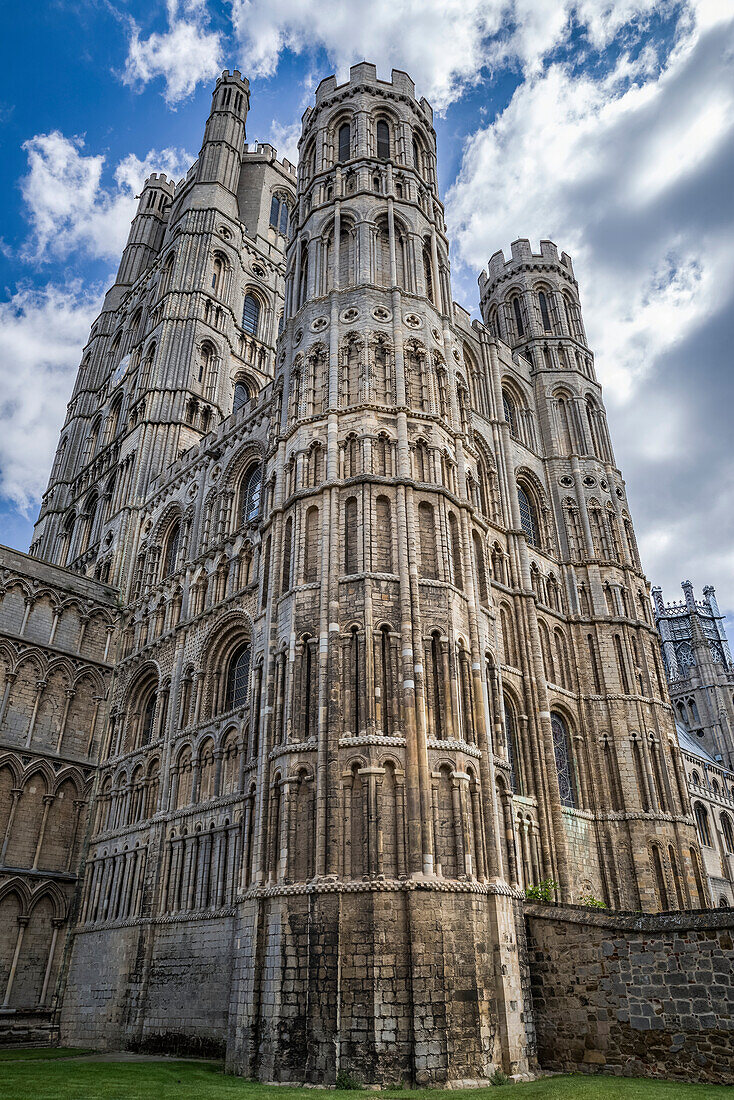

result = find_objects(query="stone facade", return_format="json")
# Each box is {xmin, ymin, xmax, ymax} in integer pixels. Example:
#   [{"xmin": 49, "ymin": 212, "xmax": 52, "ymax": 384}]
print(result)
[
  {"xmin": 654, "ymin": 581, "xmax": 734, "ymax": 906},
  {"xmin": 0, "ymin": 546, "xmax": 117, "ymax": 1044},
  {"xmin": 526, "ymin": 903, "xmax": 734, "ymax": 1085},
  {"xmin": 0, "ymin": 63, "xmax": 712, "ymax": 1077}
]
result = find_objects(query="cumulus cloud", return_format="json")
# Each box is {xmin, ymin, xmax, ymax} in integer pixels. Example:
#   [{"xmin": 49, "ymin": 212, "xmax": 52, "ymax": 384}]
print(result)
[
  {"xmin": 21, "ymin": 132, "xmax": 192, "ymax": 261},
  {"xmin": 445, "ymin": 4, "xmax": 734, "ymax": 606},
  {"xmin": 124, "ymin": 0, "xmax": 222, "ymax": 105},
  {"xmin": 267, "ymin": 119, "xmax": 301, "ymax": 166},
  {"xmin": 230, "ymin": 0, "xmax": 670, "ymax": 110},
  {"xmin": 0, "ymin": 282, "xmax": 104, "ymax": 513}
]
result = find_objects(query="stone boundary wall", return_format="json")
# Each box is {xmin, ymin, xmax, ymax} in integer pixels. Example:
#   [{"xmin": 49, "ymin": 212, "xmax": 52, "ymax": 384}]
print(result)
[{"xmin": 525, "ymin": 903, "xmax": 734, "ymax": 1084}]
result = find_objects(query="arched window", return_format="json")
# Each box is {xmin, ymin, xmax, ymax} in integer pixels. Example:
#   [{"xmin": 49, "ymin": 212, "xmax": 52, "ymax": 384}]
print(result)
[
  {"xmin": 721, "ymin": 812, "xmax": 734, "ymax": 854},
  {"xmin": 269, "ymin": 193, "xmax": 290, "ymax": 236},
  {"xmin": 226, "ymin": 643, "xmax": 251, "ymax": 711},
  {"xmin": 338, "ymin": 122, "xmax": 351, "ymax": 162},
  {"xmin": 538, "ymin": 290, "xmax": 552, "ymax": 332},
  {"xmin": 376, "ymin": 119, "xmax": 390, "ymax": 160},
  {"xmin": 504, "ymin": 695, "xmax": 522, "ymax": 794},
  {"xmin": 694, "ymin": 802, "xmax": 711, "ymax": 847},
  {"xmin": 242, "ymin": 293, "xmax": 261, "ymax": 337},
  {"xmin": 241, "ymin": 464, "xmax": 262, "ymax": 524},
  {"xmin": 233, "ymin": 381, "xmax": 248, "ymax": 413},
  {"xmin": 551, "ymin": 713, "xmax": 576, "ymax": 807},
  {"xmin": 511, "ymin": 296, "xmax": 524, "ymax": 337},
  {"xmin": 140, "ymin": 691, "xmax": 157, "ymax": 746},
  {"xmin": 517, "ymin": 485, "xmax": 539, "ymax": 546},
  {"xmin": 163, "ymin": 520, "xmax": 180, "ymax": 578},
  {"xmin": 344, "ymin": 496, "xmax": 358, "ymax": 574},
  {"xmin": 212, "ymin": 254, "xmax": 225, "ymax": 294},
  {"xmin": 502, "ymin": 390, "xmax": 517, "ymax": 438}
]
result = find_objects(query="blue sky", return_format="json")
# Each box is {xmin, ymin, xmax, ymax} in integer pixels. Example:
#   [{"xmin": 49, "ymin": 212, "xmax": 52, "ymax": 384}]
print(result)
[{"xmin": 1, "ymin": 0, "xmax": 733, "ymax": 623}]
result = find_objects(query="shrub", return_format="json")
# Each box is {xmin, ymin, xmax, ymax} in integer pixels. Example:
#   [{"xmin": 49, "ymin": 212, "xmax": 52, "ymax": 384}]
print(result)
[
  {"xmin": 490, "ymin": 1068, "xmax": 511, "ymax": 1086},
  {"xmin": 579, "ymin": 893, "xmax": 607, "ymax": 909},
  {"xmin": 524, "ymin": 879, "xmax": 558, "ymax": 903},
  {"xmin": 335, "ymin": 1069, "xmax": 362, "ymax": 1090}
]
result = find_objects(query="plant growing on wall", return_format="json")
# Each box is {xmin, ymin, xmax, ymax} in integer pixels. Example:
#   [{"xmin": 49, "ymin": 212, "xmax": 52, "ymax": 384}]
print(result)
[{"xmin": 524, "ymin": 879, "xmax": 558, "ymax": 903}]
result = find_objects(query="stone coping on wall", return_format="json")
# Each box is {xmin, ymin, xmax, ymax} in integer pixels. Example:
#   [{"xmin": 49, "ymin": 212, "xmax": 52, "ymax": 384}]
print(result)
[{"xmin": 524, "ymin": 900, "xmax": 734, "ymax": 931}]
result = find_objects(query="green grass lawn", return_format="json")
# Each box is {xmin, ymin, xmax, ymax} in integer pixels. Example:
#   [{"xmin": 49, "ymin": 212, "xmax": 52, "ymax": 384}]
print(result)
[{"xmin": 0, "ymin": 1057, "xmax": 728, "ymax": 1100}]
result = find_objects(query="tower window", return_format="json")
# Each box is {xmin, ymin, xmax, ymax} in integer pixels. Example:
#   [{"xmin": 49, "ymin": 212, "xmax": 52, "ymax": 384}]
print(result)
[
  {"xmin": 512, "ymin": 296, "xmax": 524, "ymax": 337},
  {"xmin": 338, "ymin": 122, "xmax": 351, "ymax": 163},
  {"xmin": 242, "ymin": 464, "xmax": 262, "ymax": 524},
  {"xmin": 377, "ymin": 120, "xmax": 390, "ymax": 160},
  {"xmin": 243, "ymin": 293, "xmax": 261, "ymax": 336},
  {"xmin": 517, "ymin": 485, "xmax": 538, "ymax": 546},
  {"xmin": 226, "ymin": 643, "xmax": 252, "ymax": 711},
  {"xmin": 269, "ymin": 194, "xmax": 290, "ymax": 236},
  {"xmin": 502, "ymin": 391, "xmax": 517, "ymax": 438},
  {"xmin": 233, "ymin": 381, "xmax": 248, "ymax": 413},
  {"xmin": 551, "ymin": 713, "xmax": 576, "ymax": 808},
  {"xmin": 163, "ymin": 521, "xmax": 180, "ymax": 577},
  {"xmin": 538, "ymin": 290, "xmax": 551, "ymax": 332}
]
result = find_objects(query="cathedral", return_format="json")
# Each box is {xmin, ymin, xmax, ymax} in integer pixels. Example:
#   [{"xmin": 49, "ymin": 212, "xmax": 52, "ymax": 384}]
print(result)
[{"xmin": 0, "ymin": 64, "xmax": 712, "ymax": 1078}]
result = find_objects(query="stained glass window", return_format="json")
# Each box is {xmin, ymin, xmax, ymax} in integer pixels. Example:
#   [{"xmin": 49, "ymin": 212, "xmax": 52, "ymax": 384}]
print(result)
[
  {"xmin": 242, "ymin": 465, "xmax": 262, "ymax": 524},
  {"xmin": 551, "ymin": 713, "xmax": 576, "ymax": 807},
  {"xmin": 243, "ymin": 293, "xmax": 260, "ymax": 336}
]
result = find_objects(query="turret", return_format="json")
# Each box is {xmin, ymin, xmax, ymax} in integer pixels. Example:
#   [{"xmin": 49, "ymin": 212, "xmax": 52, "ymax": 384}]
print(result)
[
  {"xmin": 115, "ymin": 173, "xmax": 175, "ymax": 288},
  {"xmin": 196, "ymin": 69, "xmax": 250, "ymax": 196}
]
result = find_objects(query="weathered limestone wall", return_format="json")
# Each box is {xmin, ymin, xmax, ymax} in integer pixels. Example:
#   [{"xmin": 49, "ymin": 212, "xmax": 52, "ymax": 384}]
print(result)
[
  {"xmin": 226, "ymin": 886, "xmax": 535, "ymax": 1086},
  {"xmin": 525, "ymin": 903, "xmax": 734, "ymax": 1084}
]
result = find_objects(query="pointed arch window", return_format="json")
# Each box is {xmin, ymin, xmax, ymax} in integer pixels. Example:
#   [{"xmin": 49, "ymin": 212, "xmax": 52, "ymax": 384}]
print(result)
[
  {"xmin": 517, "ymin": 485, "xmax": 539, "ymax": 547},
  {"xmin": 538, "ymin": 290, "xmax": 552, "ymax": 332},
  {"xmin": 243, "ymin": 293, "xmax": 261, "ymax": 337},
  {"xmin": 241, "ymin": 464, "xmax": 262, "ymax": 524},
  {"xmin": 140, "ymin": 692, "xmax": 157, "ymax": 747},
  {"xmin": 163, "ymin": 521, "xmax": 180, "ymax": 577},
  {"xmin": 376, "ymin": 120, "xmax": 390, "ymax": 160},
  {"xmin": 551, "ymin": 713, "xmax": 576, "ymax": 807},
  {"xmin": 694, "ymin": 802, "xmax": 711, "ymax": 847},
  {"xmin": 502, "ymin": 390, "xmax": 517, "ymax": 438},
  {"xmin": 233, "ymin": 380, "xmax": 248, "ymax": 413},
  {"xmin": 338, "ymin": 122, "xmax": 351, "ymax": 163},
  {"xmin": 226, "ymin": 643, "xmax": 251, "ymax": 711},
  {"xmin": 512, "ymin": 296, "xmax": 524, "ymax": 336}
]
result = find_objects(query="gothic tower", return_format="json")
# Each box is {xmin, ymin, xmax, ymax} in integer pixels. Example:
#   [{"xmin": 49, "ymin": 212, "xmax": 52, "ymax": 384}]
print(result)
[
  {"xmin": 654, "ymin": 581, "xmax": 734, "ymax": 768},
  {"xmin": 478, "ymin": 240, "xmax": 706, "ymax": 912}
]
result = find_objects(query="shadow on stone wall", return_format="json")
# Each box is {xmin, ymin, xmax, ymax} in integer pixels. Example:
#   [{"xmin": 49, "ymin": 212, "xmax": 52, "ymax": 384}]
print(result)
[{"xmin": 525, "ymin": 903, "xmax": 734, "ymax": 1085}]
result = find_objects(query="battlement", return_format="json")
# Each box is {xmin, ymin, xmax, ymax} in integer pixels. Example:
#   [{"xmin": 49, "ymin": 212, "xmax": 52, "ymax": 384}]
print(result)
[
  {"xmin": 479, "ymin": 239, "xmax": 575, "ymax": 297},
  {"xmin": 243, "ymin": 142, "xmax": 297, "ymax": 178},
  {"xmin": 216, "ymin": 68, "xmax": 250, "ymax": 89},
  {"xmin": 143, "ymin": 172, "xmax": 176, "ymax": 194},
  {"xmin": 304, "ymin": 62, "xmax": 432, "ymax": 126}
]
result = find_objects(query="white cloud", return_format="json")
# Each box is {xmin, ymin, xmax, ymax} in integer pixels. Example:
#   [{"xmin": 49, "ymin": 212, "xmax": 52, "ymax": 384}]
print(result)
[
  {"xmin": 21, "ymin": 132, "xmax": 192, "ymax": 262},
  {"xmin": 0, "ymin": 282, "xmax": 104, "ymax": 513},
  {"xmin": 267, "ymin": 119, "xmax": 301, "ymax": 166},
  {"xmin": 124, "ymin": 0, "xmax": 222, "ymax": 106},
  {"xmin": 445, "ymin": 5, "xmax": 734, "ymax": 606},
  {"xmin": 230, "ymin": 0, "xmax": 671, "ymax": 110}
]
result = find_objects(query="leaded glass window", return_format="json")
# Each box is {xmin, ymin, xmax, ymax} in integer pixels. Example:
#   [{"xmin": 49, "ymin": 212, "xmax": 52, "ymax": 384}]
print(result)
[
  {"xmin": 517, "ymin": 485, "xmax": 538, "ymax": 547},
  {"xmin": 243, "ymin": 293, "xmax": 260, "ymax": 336},
  {"xmin": 551, "ymin": 713, "xmax": 575, "ymax": 807},
  {"xmin": 242, "ymin": 465, "xmax": 262, "ymax": 524},
  {"xmin": 504, "ymin": 698, "xmax": 521, "ymax": 794},
  {"xmin": 226, "ymin": 643, "xmax": 251, "ymax": 710},
  {"xmin": 233, "ymin": 381, "xmax": 248, "ymax": 413},
  {"xmin": 269, "ymin": 194, "xmax": 280, "ymax": 228}
]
